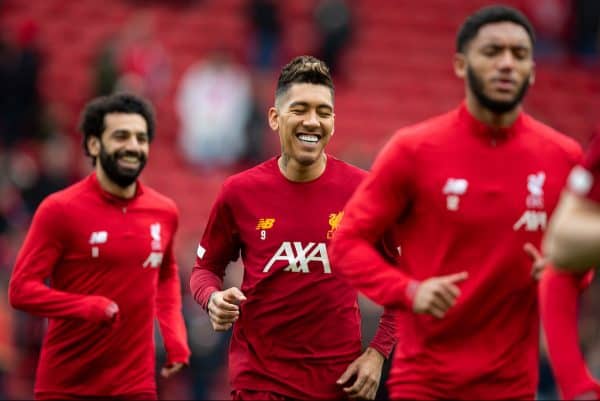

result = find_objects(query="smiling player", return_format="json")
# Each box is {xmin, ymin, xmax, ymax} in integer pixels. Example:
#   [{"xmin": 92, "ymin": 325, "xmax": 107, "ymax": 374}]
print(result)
[
  {"xmin": 9, "ymin": 93, "xmax": 190, "ymax": 400},
  {"xmin": 190, "ymin": 56, "xmax": 401, "ymax": 401}
]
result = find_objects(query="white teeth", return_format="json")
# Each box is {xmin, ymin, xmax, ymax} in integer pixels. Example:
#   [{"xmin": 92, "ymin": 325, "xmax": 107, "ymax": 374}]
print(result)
[{"xmin": 298, "ymin": 134, "xmax": 319, "ymax": 143}]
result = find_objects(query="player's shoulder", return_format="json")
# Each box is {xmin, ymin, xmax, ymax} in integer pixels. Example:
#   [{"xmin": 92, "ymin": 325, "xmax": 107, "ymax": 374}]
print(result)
[
  {"xmin": 32, "ymin": 178, "xmax": 91, "ymax": 221},
  {"xmin": 522, "ymin": 113, "xmax": 582, "ymax": 160},
  {"xmin": 390, "ymin": 109, "xmax": 458, "ymax": 145},
  {"xmin": 221, "ymin": 157, "xmax": 279, "ymax": 192},
  {"xmin": 375, "ymin": 109, "xmax": 459, "ymax": 163},
  {"xmin": 326, "ymin": 155, "xmax": 367, "ymax": 179},
  {"xmin": 43, "ymin": 176, "xmax": 90, "ymax": 207},
  {"xmin": 140, "ymin": 184, "xmax": 178, "ymax": 214}
]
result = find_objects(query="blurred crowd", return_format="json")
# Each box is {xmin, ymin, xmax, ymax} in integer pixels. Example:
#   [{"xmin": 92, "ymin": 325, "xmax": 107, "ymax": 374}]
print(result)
[{"xmin": 0, "ymin": 0, "xmax": 599, "ymax": 399}]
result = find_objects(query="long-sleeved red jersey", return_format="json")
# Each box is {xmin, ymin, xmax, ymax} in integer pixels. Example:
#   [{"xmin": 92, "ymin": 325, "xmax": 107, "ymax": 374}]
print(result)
[
  {"xmin": 330, "ymin": 103, "xmax": 582, "ymax": 399},
  {"xmin": 9, "ymin": 173, "xmax": 190, "ymax": 399},
  {"xmin": 540, "ymin": 132, "xmax": 600, "ymax": 400},
  {"xmin": 190, "ymin": 156, "xmax": 397, "ymax": 400},
  {"xmin": 540, "ymin": 268, "xmax": 597, "ymax": 400}
]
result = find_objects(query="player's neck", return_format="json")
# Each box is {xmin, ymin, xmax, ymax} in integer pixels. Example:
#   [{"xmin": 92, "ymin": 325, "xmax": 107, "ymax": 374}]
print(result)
[
  {"xmin": 278, "ymin": 154, "xmax": 327, "ymax": 182},
  {"xmin": 465, "ymin": 95, "xmax": 521, "ymax": 129},
  {"xmin": 95, "ymin": 165, "xmax": 137, "ymax": 199}
]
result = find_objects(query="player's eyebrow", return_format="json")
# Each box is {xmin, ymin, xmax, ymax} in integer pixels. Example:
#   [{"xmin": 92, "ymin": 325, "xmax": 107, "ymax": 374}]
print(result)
[{"xmin": 289, "ymin": 101, "xmax": 333, "ymax": 111}]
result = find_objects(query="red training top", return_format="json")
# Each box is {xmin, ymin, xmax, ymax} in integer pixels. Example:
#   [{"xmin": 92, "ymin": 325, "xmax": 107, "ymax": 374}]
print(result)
[
  {"xmin": 330, "ymin": 102, "xmax": 582, "ymax": 399},
  {"xmin": 540, "ymin": 132, "xmax": 600, "ymax": 400},
  {"xmin": 9, "ymin": 174, "xmax": 190, "ymax": 399},
  {"xmin": 190, "ymin": 156, "xmax": 397, "ymax": 400},
  {"xmin": 540, "ymin": 267, "xmax": 597, "ymax": 400}
]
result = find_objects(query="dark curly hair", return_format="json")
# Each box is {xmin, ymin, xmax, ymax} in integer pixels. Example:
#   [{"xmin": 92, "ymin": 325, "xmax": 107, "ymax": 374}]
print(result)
[{"xmin": 79, "ymin": 92, "xmax": 155, "ymax": 162}]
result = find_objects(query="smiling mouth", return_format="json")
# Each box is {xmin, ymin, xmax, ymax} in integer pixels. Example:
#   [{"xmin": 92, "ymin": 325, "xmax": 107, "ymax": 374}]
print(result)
[
  {"xmin": 296, "ymin": 134, "xmax": 320, "ymax": 143},
  {"xmin": 117, "ymin": 156, "xmax": 141, "ymax": 168}
]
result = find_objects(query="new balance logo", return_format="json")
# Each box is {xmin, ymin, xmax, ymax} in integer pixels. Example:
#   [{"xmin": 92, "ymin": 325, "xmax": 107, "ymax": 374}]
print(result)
[
  {"xmin": 263, "ymin": 241, "xmax": 331, "ymax": 274},
  {"xmin": 89, "ymin": 231, "xmax": 108, "ymax": 244},
  {"xmin": 256, "ymin": 218, "xmax": 276, "ymax": 230},
  {"xmin": 443, "ymin": 178, "xmax": 468, "ymax": 211},
  {"xmin": 443, "ymin": 178, "xmax": 468, "ymax": 195}
]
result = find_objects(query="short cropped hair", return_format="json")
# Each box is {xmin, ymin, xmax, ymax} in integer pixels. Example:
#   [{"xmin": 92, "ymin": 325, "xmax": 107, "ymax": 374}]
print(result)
[
  {"xmin": 275, "ymin": 55, "xmax": 334, "ymax": 106},
  {"xmin": 456, "ymin": 5, "xmax": 536, "ymax": 53},
  {"xmin": 79, "ymin": 92, "xmax": 155, "ymax": 158}
]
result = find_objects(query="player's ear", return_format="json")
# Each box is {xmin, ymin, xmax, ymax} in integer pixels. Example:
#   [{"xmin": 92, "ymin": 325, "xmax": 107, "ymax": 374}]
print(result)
[
  {"xmin": 87, "ymin": 136, "xmax": 101, "ymax": 158},
  {"xmin": 453, "ymin": 53, "xmax": 467, "ymax": 79},
  {"xmin": 529, "ymin": 62, "xmax": 536, "ymax": 86},
  {"xmin": 268, "ymin": 107, "xmax": 279, "ymax": 131}
]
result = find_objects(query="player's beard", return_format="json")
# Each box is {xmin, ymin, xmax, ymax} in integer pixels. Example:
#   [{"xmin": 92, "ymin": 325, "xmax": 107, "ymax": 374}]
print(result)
[
  {"xmin": 467, "ymin": 66, "xmax": 530, "ymax": 114},
  {"xmin": 98, "ymin": 144, "xmax": 147, "ymax": 188}
]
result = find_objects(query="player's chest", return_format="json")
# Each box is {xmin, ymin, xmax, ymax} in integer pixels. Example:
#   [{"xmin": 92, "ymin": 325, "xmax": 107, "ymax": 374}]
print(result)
[
  {"xmin": 234, "ymin": 196, "xmax": 348, "ymax": 273},
  {"xmin": 64, "ymin": 207, "xmax": 172, "ymax": 270},
  {"xmin": 414, "ymin": 160, "xmax": 569, "ymax": 233},
  {"xmin": 236, "ymin": 196, "xmax": 346, "ymax": 243}
]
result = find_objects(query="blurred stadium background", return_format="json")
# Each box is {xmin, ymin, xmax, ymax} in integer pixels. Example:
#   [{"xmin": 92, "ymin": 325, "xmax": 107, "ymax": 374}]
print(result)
[{"xmin": 0, "ymin": 0, "xmax": 598, "ymax": 399}]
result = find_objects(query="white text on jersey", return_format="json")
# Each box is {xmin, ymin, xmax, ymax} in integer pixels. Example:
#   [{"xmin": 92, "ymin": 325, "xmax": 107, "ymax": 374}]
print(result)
[{"xmin": 263, "ymin": 241, "xmax": 331, "ymax": 274}]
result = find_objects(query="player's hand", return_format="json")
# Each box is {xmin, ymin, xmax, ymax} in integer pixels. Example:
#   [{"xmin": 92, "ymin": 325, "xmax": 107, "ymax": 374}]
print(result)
[
  {"xmin": 412, "ymin": 271, "xmax": 468, "ymax": 318},
  {"xmin": 523, "ymin": 242, "xmax": 547, "ymax": 281},
  {"xmin": 88, "ymin": 297, "xmax": 119, "ymax": 325},
  {"xmin": 105, "ymin": 302, "xmax": 120, "ymax": 320},
  {"xmin": 336, "ymin": 347, "xmax": 385, "ymax": 400},
  {"xmin": 160, "ymin": 362, "xmax": 185, "ymax": 379},
  {"xmin": 207, "ymin": 287, "xmax": 246, "ymax": 331}
]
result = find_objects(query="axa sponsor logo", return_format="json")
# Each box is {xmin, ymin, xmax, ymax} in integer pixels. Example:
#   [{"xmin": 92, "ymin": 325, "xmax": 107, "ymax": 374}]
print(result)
[
  {"xmin": 513, "ymin": 210, "xmax": 547, "ymax": 232},
  {"xmin": 263, "ymin": 241, "xmax": 331, "ymax": 274},
  {"xmin": 143, "ymin": 252, "xmax": 164, "ymax": 268},
  {"xmin": 443, "ymin": 178, "xmax": 468, "ymax": 211}
]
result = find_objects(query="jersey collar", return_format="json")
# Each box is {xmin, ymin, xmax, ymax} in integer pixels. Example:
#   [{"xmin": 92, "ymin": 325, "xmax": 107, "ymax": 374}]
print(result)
[
  {"xmin": 458, "ymin": 101, "xmax": 524, "ymax": 143},
  {"xmin": 87, "ymin": 173, "xmax": 144, "ymax": 204}
]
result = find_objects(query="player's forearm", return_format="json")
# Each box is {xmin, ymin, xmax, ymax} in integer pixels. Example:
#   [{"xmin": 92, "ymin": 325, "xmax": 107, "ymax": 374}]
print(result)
[
  {"xmin": 330, "ymin": 232, "xmax": 417, "ymax": 309},
  {"xmin": 544, "ymin": 220, "xmax": 600, "ymax": 271},
  {"xmin": 189, "ymin": 266, "xmax": 223, "ymax": 310},
  {"xmin": 539, "ymin": 268, "xmax": 596, "ymax": 399},
  {"xmin": 544, "ymin": 192, "xmax": 600, "ymax": 270},
  {"xmin": 368, "ymin": 307, "xmax": 398, "ymax": 358},
  {"xmin": 8, "ymin": 278, "xmax": 113, "ymax": 321},
  {"xmin": 157, "ymin": 266, "xmax": 191, "ymax": 364}
]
